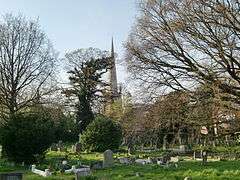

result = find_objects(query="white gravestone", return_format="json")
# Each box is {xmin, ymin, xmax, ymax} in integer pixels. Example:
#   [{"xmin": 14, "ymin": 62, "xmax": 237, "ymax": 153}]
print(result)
[{"xmin": 31, "ymin": 165, "xmax": 51, "ymax": 177}]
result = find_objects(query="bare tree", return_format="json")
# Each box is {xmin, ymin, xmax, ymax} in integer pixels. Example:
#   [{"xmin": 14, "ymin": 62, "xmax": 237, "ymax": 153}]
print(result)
[
  {"xmin": 65, "ymin": 48, "xmax": 110, "ymax": 70},
  {"xmin": 0, "ymin": 14, "xmax": 56, "ymax": 117},
  {"xmin": 126, "ymin": 0, "xmax": 240, "ymax": 103}
]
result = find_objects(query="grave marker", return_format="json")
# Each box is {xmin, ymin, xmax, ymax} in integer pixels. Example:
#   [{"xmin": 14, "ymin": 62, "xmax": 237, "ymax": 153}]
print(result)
[
  {"xmin": 0, "ymin": 173, "xmax": 23, "ymax": 180},
  {"xmin": 103, "ymin": 150, "xmax": 114, "ymax": 168}
]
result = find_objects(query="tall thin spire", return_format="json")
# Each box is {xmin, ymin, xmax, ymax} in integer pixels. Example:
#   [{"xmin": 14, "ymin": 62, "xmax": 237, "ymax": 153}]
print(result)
[
  {"xmin": 111, "ymin": 37, "xmax": 114, "ymax": 58},
  {"xmin": 109, "ymin": 38, "xmax": 118, "ymax": 98},
  {"xmin": 104, "ymin": 38, "xmax": 121, "ymax": 116}
]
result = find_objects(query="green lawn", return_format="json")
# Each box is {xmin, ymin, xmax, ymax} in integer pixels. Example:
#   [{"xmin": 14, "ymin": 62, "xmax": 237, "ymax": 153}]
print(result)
[
  {"xmin": 94, "ymin": 161, "xmax": 240, "ymax": 180},
  {"xmin": 1, "ymin": 151, "xmax": 240, "ymax": 180},
  {"xmin": 22, "ymin": 161, "xmax": 240, "ymax": 180}
]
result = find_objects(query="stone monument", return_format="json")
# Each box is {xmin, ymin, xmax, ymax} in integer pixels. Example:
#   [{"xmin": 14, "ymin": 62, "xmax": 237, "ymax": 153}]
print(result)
[
  {"xmin": 103, "ymin": 150, "xmax": 114, "ymax": 168},
  {"xmin": 0, "ymin": 173, "xmax": 23, "ymax": 180}
]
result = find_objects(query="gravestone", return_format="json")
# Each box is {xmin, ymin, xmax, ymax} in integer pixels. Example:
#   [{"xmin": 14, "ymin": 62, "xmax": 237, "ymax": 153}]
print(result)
[
  {"xmin": 75, "ymin": 169, "xmax": 91, "ymax": 179},
  {"xmin": 73, "ymin": 143, "xmax": 81, "ymax": 153},
  {"xmin": 103, "ymin": 150, "xmax": 114, "ymax": 168},
  {"xmin": 119, "ymin": 157, "xmax": 131, "ymax": 165},
  {"xmin": 179, "ymin": 145, "xmax": 188, "ymax": 153},
  {"xmin": 50, "ymin": 143, "xmax": 58, "ymax": 151},
  {"xmin": 44, "ymin": 169, "xmax": 51, "ymax": 177},
  {"xmin": 170, "ymin": 156, "xmax": 179, "ymax": 163},
  {"xmin": 90, "ymin": 161, "xmax": 103, "ymax": 170},
  {"xmin": 57, "ymin": 140, "xmax": 64, "ymax": 151},
  {"xmin": 135, "ymin": 159, "xmax": 147, "ymax": 165},
  {"xmin": 147, "ymin": 157, "xmax": 153, "ymax": 164},
  {"xmin": 0, "ymin": 173, "xmax": 23, "ymax": 180},
  {"xmin": 157, "ymin": 154, "xmax": 171, "ymax": 165},
  {"xmin": 60, "ymin": 160, "xmax": 71, "ymax": 173},
  {"xmin": 163, "ymin": 135, "xmax": 168, "ymax": 150},
  {"xmin": 31, "ymin": 165, "xmax": 51, "ymax": 177},
  {"xmin": 201, "ymin": 150, "xmax": 207, "ymax": 165},
  {"xmin": 57, "ymin": 141, "xmax": 66, "ymax": 152},
  {"xmin": 135, "ymin": 158, "xmax": 153, "ymax": 165},
  {"xmin": 62, "ymin": 160, "xmax": 68, "ymax": 165},
  {"xmin": 193, "ymin": 151, "xmax": 202, "ymax": 160}
]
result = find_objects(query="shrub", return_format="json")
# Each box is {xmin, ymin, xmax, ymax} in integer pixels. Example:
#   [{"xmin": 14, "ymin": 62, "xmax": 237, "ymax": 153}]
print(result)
[
  {"xmin": 80, "ymin": 116, "xmax": 122, "ymax": 152},
  {"xmin": 31, "ymin": 106, "xmax": 79, "ymax": 143},
  {"xmin": 54, "ymin": 115, "xmax": 79, "ymax": 143},
  {"xmin": 0, "ymin": 113, "xmax": 55, "ymax": 164}
]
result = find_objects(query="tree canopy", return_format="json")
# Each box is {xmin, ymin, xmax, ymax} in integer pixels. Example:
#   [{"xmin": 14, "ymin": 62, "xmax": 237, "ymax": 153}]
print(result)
[
  {"xmin": 126, "ymin": 0, "xmax": 240, "ymax": 103},
  {"xmin": 0, "ymin": 14, "xmax": 56, "ymax": 118},
  {"xmin": 64, "ymin": 48, "xmax": 112, "ymax": 133}
]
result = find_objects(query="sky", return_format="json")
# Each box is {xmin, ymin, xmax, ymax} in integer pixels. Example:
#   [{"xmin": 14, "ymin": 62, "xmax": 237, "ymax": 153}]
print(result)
[{"xmin": 0, "ymin": 0, "xmax": 137, "ymax": 83}]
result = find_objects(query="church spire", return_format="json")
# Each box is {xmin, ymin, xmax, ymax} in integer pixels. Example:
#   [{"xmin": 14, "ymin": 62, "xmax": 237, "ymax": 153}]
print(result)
[
  {"xmin": 109, "ymin": 38, "xmax": 118, "ymax": 98},
  {"xmin": 104, "ymin": 38, "xmax": 121, "ymax": 116},
  {"xmin": 111, "ymin": 37, "xmax": 114, "ymax": 58}
]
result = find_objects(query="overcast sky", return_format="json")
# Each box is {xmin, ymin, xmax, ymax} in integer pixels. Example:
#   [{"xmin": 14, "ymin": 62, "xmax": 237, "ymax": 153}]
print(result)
[{"xmin": 0, "ymin": 0, "xmax": 137, "ymax": 83}]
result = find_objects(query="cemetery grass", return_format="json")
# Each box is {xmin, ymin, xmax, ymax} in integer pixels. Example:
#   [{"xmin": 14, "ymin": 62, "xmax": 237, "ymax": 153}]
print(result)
[
  {"xmin": 93, "ymin": 161, "xmax": 240, "ymax": 180},
  {"xmin": 24, "ymin": 160, "xmax": 240, "ymax": 180},
  {"xmin": 1, "ymin": 152, "xmax": 240, "ymax": 179}
]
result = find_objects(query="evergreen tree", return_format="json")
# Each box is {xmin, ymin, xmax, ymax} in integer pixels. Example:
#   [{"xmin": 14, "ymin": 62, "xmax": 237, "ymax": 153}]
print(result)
[
  {"xmin": 76, "ymin": 91, "xmax": 94, "ymax": 133},
  {"xmin": 64, "ymin": 48, "xmax": 111, "ymax": 133}
]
